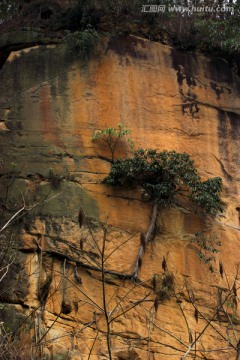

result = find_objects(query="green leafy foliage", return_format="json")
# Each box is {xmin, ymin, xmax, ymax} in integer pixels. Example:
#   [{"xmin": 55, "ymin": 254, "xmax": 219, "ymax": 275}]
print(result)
[
  {"xmin": 2, "ymin": 0, "xmax": 240, "ymax": 62},
  {"xmin": 92, "ymin": 123, "xmax": 134, "ymax": 162},
  {"xmin": 47, "ymin": 169, "xmax": 75, "ymax": 189},
  {"xmin": 65, "ymin": 27, "xmax": 101, "ymax": 59},
  {"xmin": 191, "ymin": 177, "xmax": 223, "ymax": 216},
  {"xmin": 194, "ymin": 17, "xmax": 240, "ymax": 55},
  {"xmin": 191, "ymin": 232, "xmax": 221, "ymax": 272},
  {"xmin": 153, "ymin": 1, "xmax": 240, "ymax": 56},
  {"xmin": 48, "ymin": 169, "xmax": 64, "ymax": 189},
  {"xmin": 65, "ymin": 0, "xmax": 240, "ymax": 60},
  {"xmin": 103, "ymin": 148, "xmax": 222, "ymax": 216}
]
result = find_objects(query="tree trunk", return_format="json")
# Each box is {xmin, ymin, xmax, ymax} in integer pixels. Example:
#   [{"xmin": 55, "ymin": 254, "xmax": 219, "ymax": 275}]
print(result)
[{"xmin": 132, "ymin": 200, "xmax": 159, "ymax": 278}]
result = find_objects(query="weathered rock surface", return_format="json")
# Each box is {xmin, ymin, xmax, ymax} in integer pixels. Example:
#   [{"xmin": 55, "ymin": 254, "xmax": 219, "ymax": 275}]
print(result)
[{"xmin": 0, "ymin": 34, "xmax": 240, "ymax": 359}]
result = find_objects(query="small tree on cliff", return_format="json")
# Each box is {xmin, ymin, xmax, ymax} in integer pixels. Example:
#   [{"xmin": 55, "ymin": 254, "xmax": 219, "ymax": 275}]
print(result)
[
  {"xmin": 103, "ymin": 148, "xmax": 223, "ymax": 277},
  {"xmin": 91, "ymin": 123, "xmax": 134, "ymax": 163}
]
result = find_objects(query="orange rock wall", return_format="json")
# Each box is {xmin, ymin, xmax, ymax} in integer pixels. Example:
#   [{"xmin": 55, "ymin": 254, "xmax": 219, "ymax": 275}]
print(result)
[{"xmin": 0, "ymin": 36, "xmax": 240, "ymax": 359}]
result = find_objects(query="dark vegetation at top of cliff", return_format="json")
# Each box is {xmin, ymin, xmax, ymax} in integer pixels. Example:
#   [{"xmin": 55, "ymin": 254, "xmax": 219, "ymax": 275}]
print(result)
[{"xmin": 0, "ymin": 0, "xmax": 240, "ymax": 70}]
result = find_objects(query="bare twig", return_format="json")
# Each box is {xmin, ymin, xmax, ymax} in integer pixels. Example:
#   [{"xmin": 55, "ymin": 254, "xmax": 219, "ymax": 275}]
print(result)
[
  {"xmin": 0, "ymin": 260, "xmax": 13, "ymax": 282},
  {"xmin": 101, "ymin": 225, "xmax": 112, "ymax": 360}
]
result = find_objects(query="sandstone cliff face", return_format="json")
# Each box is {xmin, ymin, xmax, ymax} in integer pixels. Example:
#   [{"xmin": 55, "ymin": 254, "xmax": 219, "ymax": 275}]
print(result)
[{"xmin": 0, "ymin": 35, "xmax": 240, "ymax": 359}]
